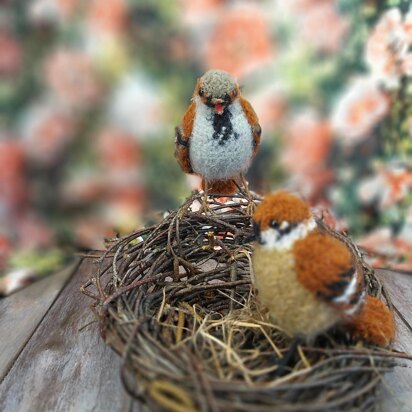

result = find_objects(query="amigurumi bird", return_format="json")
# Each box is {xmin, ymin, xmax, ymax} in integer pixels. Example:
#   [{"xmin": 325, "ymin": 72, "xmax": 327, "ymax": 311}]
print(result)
[
  {"xmin": 175, "ymin": 69, "xmax": 261, "ymax": 195},
  {"xmin": 251, "ymin": 191, "xmax": 395, "ymax": 346}
]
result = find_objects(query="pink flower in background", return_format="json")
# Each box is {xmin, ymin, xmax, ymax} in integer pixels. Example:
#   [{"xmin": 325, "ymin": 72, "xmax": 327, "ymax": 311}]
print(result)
[
  {"xmin": 86, "ymin": 0, "xmax": 127, "ymax": 34},
  {"xmin": 0, "ymin": 140, "xmax": 55, "ymax": 265},
  {"xmin": 380, "ymin": 166, "xmax": 412, "ymax": 208},
  {"xmin": 98, "ymin": 131, "xmax": 147, "ymax": 231},
  {"xmin": 57, "ymin": 0, "xmax": 80, "ymax": 17},
  {"xmin": 180, "ymin": 0, "xmax": 223, "ymax": 26},
  {"xmin": 250, "ymin": 85, "xmax": 287, "ymax": 132},
  {"xmin": 29, "ymin": 0, "xmax": 64, "ymax": 24},
  {"xmin": 15, "ymin": 213, "xmax": 54, "ymax": 250},
  {"xmin": 106, "ymin": 186, "xmax": 146, "ymax": 215},
  {"xmin": 29, "ymin": 0, "xmax": 80, "ymax": 24},
  {"xmin": 358, "ymin": 227, "xmax": 396, "ymax": 268},
  {"xmin": 45, "ymin": 49, "xmax": 102, "ymax": 107},
  {"xmin": 358, "ymin": 223, "xmax": 412, "ymax": 271},
  {"xmin": 62, "ymin": 178, "xmax": 106, "ymax": 205},
  {"xmin": 331, "ymin": 77, "xmax": 389, "ymax": 144},
  {"xmin": 63, "ymin": 129, "xmax": 144, "ymax": 207},
  {"xmin": 402, "ymin": 54, "xmax": 412, "ymax": 76},
  {"xmin": 96, "ymin": 129, "xmax": 142, "ymax": 172},
  {"xmin": 281, "ymin": 111, "xmax": 334, "ymax": 202},
  {"xmin": 72, "ymin": 185, "xmax": 146, "ymax": 249},
  {"xmin": 67, "ymin": 127, "xmax": 146, "ymax": 248},
  {"xmin": 365, "ymin": 8, "xmax": 412, "ymax": 88},
  {"xmin": 0, "ymin": 32, "xmax": 22, "ymax": 75},
  {"xmin": 204, "ymin": 5, "xmax": 274, "ymax": 78},
  {"xmin": 358, "ymin": 164, "xmax": 412, "ymax": 209},
  {"xmin": 21, "ymin": 104, "xmax": 76, "ymax": 167},
  {"xmin": 299, "ymin": 2, "xmax": 349, "ymax": 53},
  {"xmin": 74, "ymin": 217, "xmax": 116, "ymax": 250},
  {"xmin": 0, "ymin": 140, "xmax": 27, "ymax": 218},
  {"xmin": 96, "ymin": 129, "xmax": 144, "ymax": 194},
  {"xmin": 289, "ymin": 168, "xmax": 335, "ymax": 203},
  {"xmin": 281, "ymin": 111, "xmax": 331, "ymax": 175},
  {"xmin": 281, "ymin": 0, "xmax": 331, "ymax": 12},
  {"xmin": 0, "ymin": 235, "xmax": 11, "ymax": 270},
  {"xmin": 108, "ymin": 74, "xmax": 164, "ymax": 138},
  {"xmin": 312, "ymin": 204, "xmax": 349, "ymax": 233},
  {"xmin": 396, "ymin": 206, "xmax": 412, "ymax": 270},
  {"xmin": 357, "ymin": 173, "xmax": 384, "ymax": 205},
  {"xmin": 168, "ymin": 35, "xmax": 193, "ymax": 63}
]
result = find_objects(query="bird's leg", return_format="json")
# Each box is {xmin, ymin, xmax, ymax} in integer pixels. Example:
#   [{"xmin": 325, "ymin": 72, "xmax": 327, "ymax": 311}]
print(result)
[
  {"xmin": 239, "ymin": 173, "xmax": 255, "ymax": 215},
  {"xmin": 199, "ymin": 180, "xmax": 211, "ymax": 214},
  {"xmin": 273, "ymin": 338, "xmax": 300, "ymax": 377}
]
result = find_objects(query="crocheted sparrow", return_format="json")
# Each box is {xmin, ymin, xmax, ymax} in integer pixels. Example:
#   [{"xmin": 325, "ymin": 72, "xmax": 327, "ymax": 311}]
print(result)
[
  {"xmin": 175, "ymin": 69, "xmax": 261, "ymax": 195},
  {"xmin": 251, "ymin": 191, "xmax": 395, "ymax": 346}
]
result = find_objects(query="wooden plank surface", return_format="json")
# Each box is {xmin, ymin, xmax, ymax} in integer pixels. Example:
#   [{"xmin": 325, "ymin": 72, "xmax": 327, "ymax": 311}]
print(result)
[
  {"xmin": 377, "ymin": 270, "xmax": 412, "ymax": 412},
  {"xmin": 0, "ymin": 262, "xmax": 410, "ymax": 412},
  {"xmin": 0, "ymin": 262, "xmax": 77, "ymax": 381},
  {"xmin": 0, "ymin": 259, "xmax": 132, "ymax": 412}
]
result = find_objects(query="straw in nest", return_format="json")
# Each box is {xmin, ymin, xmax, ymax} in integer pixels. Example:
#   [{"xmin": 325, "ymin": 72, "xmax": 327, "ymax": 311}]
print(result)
[{"xmin": 82, "ymin": 192, "xmax": 411, "ymax": 412}]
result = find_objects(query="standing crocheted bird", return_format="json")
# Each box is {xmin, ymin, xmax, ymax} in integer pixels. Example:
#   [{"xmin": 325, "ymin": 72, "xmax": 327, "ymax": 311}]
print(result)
[
  {"xmin": 175, "ymin": 69, "xmax": 261, "ymax": 195},
  {"xmin": 251, "ymin": 191, "xmax": 395, "ymax": 346}
]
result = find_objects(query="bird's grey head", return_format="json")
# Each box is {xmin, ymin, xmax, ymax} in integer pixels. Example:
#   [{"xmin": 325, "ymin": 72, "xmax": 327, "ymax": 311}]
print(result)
[
  {"xmin": 199, "ymin": 70, "xmax": 237, "ymax": 98},
  {"xmin": 197, "ymin": 70, "xmax": 239, "ymax": 114}
]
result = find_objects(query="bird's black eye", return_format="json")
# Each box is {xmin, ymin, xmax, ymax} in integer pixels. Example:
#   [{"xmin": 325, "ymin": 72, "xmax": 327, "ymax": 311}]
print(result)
[
  {"xmin": 270, "ymin": 220, "xmax": 279, "ymax": 229},
  {"xmin": 279, "ymin": 223, "xmax": 296, "ymax": 235},
  {"xmin": 199, "ymin": 89, "xmax": 204, "ymax": 97},
  {"xmin": 281, "ymin": 226, "xmax": 291, "ymax": 235}
]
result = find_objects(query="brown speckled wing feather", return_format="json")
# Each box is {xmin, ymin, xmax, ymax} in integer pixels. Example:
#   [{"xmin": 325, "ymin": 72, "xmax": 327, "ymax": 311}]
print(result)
[
  {"xmin": 175, "ymin": 101, "xmax": 196, "ymax": 174},
  {"xmin": 240, "ymin": 96, "xmax": 261, "ymax": 156}
]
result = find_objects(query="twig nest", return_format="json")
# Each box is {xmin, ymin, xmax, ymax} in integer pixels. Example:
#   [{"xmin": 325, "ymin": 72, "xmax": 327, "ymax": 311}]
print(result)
[{"xmin": 82, "ymin": 192, "xmax": 401, "ymax": 412}]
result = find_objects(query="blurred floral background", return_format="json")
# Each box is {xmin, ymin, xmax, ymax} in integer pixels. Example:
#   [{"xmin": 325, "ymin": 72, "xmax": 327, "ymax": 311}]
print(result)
[{"xmin": 1, "ymin": 0, "xmax": 412, "ymax": 294}]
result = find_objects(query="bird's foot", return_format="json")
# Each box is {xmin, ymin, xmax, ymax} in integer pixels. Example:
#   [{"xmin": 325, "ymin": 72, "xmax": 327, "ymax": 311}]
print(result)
[
  {"xmin": 198, "ymin": 193, "xmax": 215, "ymax": 215},
  {"xmin": 238, "ymin": 174, "xmax": 256, "ymax": 215},
  {"xmin": 246, "ymin": 199, "xmax": 256, "ymax": 216},
  {"xmin": 273, "ymin": 338, "xmax": 301, "ymax": 377}
]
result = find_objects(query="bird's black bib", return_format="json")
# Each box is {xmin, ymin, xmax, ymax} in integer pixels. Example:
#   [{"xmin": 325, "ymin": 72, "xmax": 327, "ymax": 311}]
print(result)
[{"xmin": 212, "ymin": 110, "xmax": 239, "ymax": 146}]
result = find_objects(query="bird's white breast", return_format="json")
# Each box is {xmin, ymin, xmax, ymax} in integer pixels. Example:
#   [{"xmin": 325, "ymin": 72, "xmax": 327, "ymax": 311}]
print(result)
[{"xmin": 189, "ymin": 98, "xmax": 254, "ymax": 181}]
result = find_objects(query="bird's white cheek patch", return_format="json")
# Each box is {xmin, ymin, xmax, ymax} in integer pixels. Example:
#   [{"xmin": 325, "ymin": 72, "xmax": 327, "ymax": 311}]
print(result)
[
  {"xmin": 261, "ymin": 219, "xmax": 317, "ymax": 250},
  {"xmin": 260, "ymin": 229, "xmax": 280, "ymax": 247}
]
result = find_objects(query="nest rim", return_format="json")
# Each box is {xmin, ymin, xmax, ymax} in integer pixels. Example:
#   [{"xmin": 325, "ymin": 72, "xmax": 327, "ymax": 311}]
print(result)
[{"xmin": 82, "ymin": 191, "xmax": 409, "ymax": 412}]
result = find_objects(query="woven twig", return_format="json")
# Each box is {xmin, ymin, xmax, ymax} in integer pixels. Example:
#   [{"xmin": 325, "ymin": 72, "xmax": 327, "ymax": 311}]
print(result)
[{"xmin": 82, "ymin": 192, "xmax": 410, "ymax": 412}]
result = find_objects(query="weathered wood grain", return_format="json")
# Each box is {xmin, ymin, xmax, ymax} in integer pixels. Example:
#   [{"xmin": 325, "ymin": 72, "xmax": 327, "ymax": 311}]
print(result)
[
  {"xmin": 0, "ymin": 262, "xmax": 410, "ymax": 412},
  {"xmin": 376, "ymin": 270, "xmax": 412, "ymax": 412},
  {"xmin": 0, "ymin": 262, "xmax": 77, "ymax": 382},
  {"xmin": 0, "ymin": 259, "xmax": 133, "ymax": 412}
]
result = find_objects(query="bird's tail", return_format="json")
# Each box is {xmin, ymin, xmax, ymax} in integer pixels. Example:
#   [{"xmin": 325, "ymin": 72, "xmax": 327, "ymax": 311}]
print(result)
[
  {"xmin": 346, "ymin": 295, "xmax": 395, "ymax": 346},
  {"xmin": 202, "ymin": 179, "xmax": 238, "ymax": 195}
]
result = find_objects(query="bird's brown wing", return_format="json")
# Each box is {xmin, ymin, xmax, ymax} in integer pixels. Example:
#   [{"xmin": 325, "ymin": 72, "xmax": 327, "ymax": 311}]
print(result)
[
  {"xmin": 293, "ymin": 231, "xmax": 366, "ymax": 316},
  {"xmin": 240, "ymin": 96, "xmax": 261, "ymax": 156},
  {"xmin": 175, "ymin": 101, "xmax": 196, "ymax": 174}
]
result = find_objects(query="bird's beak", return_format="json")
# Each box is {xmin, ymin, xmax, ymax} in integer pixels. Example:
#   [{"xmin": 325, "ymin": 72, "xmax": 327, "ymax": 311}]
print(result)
[{"xmin": 211, "ymin": 98, "xmax": 225, "ymax": 115}]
